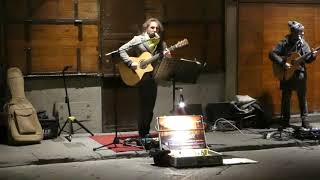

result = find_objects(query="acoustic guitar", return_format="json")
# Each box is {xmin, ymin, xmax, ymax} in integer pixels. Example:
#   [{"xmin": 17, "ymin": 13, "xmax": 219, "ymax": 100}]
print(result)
[
  {"xmin": 118, "ymin": 39, "xmax": 189, "ymax": 86},
  {"xmin": 272, "ymin": 46, "xmax": 320, "ymax": 81}
]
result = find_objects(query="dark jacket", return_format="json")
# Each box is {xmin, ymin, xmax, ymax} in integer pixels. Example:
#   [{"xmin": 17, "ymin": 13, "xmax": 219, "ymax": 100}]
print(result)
[
  {"xmin": 269, "ymin": 34, "xmax": 316, "ymax": 90},
  {"xmin": 269, "ymin": 35, "xmax": 315, "ymax": 69}
]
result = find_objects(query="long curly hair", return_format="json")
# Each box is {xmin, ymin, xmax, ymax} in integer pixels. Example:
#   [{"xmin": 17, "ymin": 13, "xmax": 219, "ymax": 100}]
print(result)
[{"xmin": 142, "ymin": 18, "xmax": 164, "ymax": 33}]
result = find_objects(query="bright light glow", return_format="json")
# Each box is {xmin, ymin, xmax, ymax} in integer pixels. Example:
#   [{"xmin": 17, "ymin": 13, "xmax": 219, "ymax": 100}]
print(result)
[
  {"xmin": 161, "ymin": 116, "xmax": 197, "ymax": 130},
  {"xmin": 178, "ymin": 101, "xmax": 186, "ymax": 108},
  {"xmin": 158, "ymin": 116, "xmax": 205, "ymax": 149},
  {"xmin": 178, "ymin": 92, "xmax": 186, "ymax": 109}
]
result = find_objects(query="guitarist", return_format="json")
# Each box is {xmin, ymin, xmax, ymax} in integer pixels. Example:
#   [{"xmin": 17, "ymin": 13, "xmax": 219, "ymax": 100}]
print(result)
[
  {"xmin": 269, "ymin": 21, "xmax": 318, "ymax": 129},
  {"xmin": 118, "ymin": 18, "xmax": 171, "ymax": 140}
]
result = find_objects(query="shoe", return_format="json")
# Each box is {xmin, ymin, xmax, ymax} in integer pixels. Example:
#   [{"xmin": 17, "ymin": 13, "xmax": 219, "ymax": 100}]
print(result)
[
  {"xmin": 138, "ymin": 135, "xmax": 154, "ymax": 148},
  {"xmin": 302, "ymin": 121, "xmax": 313, "ymax": 129}
]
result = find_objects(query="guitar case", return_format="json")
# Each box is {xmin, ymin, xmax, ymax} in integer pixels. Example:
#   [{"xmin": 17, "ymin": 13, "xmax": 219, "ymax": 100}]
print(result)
[{"xmin": 4, "ymin": 67, "xmax": 43, "ymax": 144}]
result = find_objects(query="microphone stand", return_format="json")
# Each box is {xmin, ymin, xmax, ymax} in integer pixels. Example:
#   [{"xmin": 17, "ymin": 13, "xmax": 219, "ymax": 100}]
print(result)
[
  {"xmin": 93, "ymin": 51, "xmax": 124, "ymax": 151},
  {"xmin": 104, "ymin": 34, "xmax": 160, "ymax": 57},
  {"xmin": 264, "ymin": 67, "xmax": 288, "ymax": 140},
  {"xmin": 58, "ymin": 66, "xmax": 94, "ymax": 142}
]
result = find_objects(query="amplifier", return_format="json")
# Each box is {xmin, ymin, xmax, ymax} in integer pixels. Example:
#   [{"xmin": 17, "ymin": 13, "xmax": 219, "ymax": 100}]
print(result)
[{"xmin": 39, "ymin": 119, "xmax": 59, "ymax": 140}]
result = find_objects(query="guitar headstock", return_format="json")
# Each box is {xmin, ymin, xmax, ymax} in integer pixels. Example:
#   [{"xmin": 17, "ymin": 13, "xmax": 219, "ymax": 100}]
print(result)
[{"xmin": 174, "ymin": 39, "xmax": 189, "ymax": 48}]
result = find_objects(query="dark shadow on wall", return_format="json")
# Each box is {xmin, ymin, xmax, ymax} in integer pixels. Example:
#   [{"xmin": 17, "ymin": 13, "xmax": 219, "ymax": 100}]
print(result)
[{"xmin": 257, "ymin": 91, "xmax": 275, "ymax": 128}]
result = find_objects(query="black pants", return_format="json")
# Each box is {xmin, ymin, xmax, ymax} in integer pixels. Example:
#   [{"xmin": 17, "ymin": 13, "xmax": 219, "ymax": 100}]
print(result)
[
  {"xmin": 281, "ymin": 89, "xmax": 308, "ymax": 124},
  {"xmin": 281, "ymin": 71, "xmax": 308, "ymax": 124},
  {"xmin": 138, "ymin": 78, "xmax": 157, "ymax": 137}
]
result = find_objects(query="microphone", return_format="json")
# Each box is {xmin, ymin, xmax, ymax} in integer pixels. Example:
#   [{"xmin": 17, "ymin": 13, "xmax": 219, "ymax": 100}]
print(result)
[{"xmin": 154, "ymin": 32, "xmax": 160, "ymax": 39}]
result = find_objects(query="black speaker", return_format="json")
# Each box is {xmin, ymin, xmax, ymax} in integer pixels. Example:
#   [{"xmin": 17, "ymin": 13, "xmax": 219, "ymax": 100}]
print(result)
[
  {"xmin": 206, "ymin": 102, "xmax": 265, "ymax": 129},
  {"xmin": 205, "ymin": 102, "xmax": 235, "ymax": 123}
]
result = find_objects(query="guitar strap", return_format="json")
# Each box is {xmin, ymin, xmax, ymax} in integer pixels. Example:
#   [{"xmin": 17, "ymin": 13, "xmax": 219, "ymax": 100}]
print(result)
[{"xmin": 285, "ymin": 38, "xmax": 302, "ymax": 59}]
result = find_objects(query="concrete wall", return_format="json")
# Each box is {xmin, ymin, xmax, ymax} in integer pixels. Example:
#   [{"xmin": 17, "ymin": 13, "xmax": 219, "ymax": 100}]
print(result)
[
  {"xmin": 24, "ymin": 72, "xmax": 225, "ymax": 133},
  {"xmin": 24, "ymin": 77, "xmax": 102, "ymax": 133}
]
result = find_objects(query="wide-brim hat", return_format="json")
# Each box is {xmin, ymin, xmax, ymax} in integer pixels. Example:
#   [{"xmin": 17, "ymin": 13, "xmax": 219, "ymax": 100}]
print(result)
[{"xmin": 288, "ymin": 20, "xmax": 304, "ymax": 33}]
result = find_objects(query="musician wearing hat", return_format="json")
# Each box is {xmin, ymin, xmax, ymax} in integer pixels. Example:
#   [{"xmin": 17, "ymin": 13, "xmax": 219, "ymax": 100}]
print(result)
[{"xmin": 269, "ymin": 20, "xmax": 319, "ymax": 129}]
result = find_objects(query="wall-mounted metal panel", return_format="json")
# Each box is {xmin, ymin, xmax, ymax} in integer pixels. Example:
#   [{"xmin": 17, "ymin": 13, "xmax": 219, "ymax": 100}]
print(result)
[{"xmin": 6, "ymin": 0, "xmax": 99, "ymax": 75}]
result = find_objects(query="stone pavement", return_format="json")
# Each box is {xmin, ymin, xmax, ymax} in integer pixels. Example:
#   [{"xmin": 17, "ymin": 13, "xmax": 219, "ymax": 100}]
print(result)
[{"xmin": 1, "ymin": 120, "xmax": 320, "ymax": 168}]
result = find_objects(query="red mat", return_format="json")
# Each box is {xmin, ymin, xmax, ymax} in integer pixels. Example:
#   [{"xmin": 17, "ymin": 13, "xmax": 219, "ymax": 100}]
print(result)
[{"xmin": 90, "ymin": 132, "xmax": 158, "ymax": 153}]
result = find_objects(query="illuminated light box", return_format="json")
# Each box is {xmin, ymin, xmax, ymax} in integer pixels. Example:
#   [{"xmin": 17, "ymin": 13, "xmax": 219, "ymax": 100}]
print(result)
[{"xmin": 156, "ymin": 115, "xmax": 223, "ymax": 168}]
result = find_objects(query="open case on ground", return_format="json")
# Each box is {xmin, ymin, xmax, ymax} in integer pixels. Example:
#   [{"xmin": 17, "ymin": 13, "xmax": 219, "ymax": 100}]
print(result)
[{"xmin": 154, "ymin": 115, "xmax": 223, "ymax": 168}]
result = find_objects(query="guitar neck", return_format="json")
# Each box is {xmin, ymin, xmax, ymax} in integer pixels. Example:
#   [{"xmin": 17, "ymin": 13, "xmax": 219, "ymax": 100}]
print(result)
[
  {"xmin": 141, "ymin": 45, "xmax": 177, "ymax": 66},
  {"xmin": 294, "ymin": 46, "xmax": 320, "ymax": 64}
]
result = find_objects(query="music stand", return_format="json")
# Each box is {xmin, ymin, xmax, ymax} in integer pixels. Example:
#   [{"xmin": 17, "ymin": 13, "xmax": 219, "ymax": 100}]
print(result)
[
  {"xmin": 58, "ymin": 66, "xmax": 94, "ymax": 142},
  {"xmin": 154, "ymin": 58, "xmax": 202, "ymax": 113}
]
